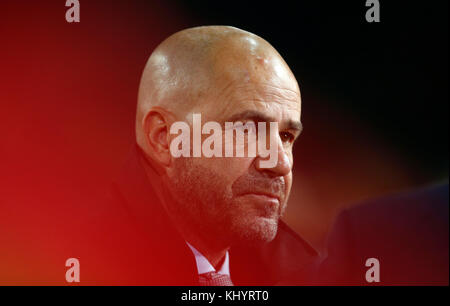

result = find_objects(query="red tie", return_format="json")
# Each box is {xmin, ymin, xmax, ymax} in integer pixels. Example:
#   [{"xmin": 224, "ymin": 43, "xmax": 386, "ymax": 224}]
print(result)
[{"xmin": 198, "ymin": 272, "xmax": 234, "ymax": 286}]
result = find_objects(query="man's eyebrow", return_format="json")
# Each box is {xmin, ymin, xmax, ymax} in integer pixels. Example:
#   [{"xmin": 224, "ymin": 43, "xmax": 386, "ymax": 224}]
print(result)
[
  {"xmin": 226, "ymin": 110, "xmax": 303, "ymax": 132},
  {"xmin": 286, "ymin": 119, "xmax": 303, "ymax": 133}
]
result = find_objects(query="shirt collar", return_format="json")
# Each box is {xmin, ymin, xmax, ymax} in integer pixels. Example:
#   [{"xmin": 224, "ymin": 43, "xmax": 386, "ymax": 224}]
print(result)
[{"xmin": 186, "ymin": 242, "xmax": 230, "ymax": 276}]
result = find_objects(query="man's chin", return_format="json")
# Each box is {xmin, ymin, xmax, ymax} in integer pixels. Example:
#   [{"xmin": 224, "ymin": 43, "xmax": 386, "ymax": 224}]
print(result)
[{"xmin": 231, "ymin": 216, "xmax": 279, "ymax": 245}]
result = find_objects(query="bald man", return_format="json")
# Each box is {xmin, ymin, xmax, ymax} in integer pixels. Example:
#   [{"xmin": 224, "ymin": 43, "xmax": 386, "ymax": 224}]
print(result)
[{"xmin": 80, "ymin": 26, "xmax": 316, "ymax": 285}]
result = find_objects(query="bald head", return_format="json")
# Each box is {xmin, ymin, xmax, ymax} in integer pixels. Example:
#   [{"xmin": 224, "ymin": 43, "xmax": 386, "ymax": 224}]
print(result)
[{"xmin": 136, "ymin": 26, "xmax": 300, "ymax": 151}]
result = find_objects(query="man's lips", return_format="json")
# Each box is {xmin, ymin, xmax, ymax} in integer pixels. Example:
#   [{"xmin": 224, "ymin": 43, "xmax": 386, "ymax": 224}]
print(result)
[
  {"xmin": 238, "ymin": 192, "xmax": 281, "ymax": 218},
  {"xmin": 239, "ymin": 191, "xmax": 281, "ymax": 203}
]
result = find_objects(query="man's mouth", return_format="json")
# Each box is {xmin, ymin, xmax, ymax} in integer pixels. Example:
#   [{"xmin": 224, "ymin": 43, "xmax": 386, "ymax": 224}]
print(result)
[
  {"xmin": 241, "ymin": 191, "xmax": 280, "ymax": 203},
  {"xmin": 237, "ymin": 191, "xmax": 281, "ymax": 217}
]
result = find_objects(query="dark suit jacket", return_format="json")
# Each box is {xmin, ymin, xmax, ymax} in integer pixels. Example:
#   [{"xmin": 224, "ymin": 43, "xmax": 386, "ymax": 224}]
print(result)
[
  {"xmin": 74, "ymin": 144, "xmax": 317, "ymax": 285},
  {"xmin": 317, "ymin": 184, "xmax": 449, "ymax": 285}
]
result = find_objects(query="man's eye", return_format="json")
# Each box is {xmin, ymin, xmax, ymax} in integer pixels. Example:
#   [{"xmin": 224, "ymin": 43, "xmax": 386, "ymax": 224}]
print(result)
[{"xmin": 280, "ymin": 132, "xmax": 294, "ymax": 143}]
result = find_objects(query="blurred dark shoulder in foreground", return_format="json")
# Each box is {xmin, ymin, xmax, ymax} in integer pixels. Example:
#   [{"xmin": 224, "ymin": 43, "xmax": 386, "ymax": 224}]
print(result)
[{"xmin": 317, "ymin": 183, "xmax": 449, "ymax": 285}]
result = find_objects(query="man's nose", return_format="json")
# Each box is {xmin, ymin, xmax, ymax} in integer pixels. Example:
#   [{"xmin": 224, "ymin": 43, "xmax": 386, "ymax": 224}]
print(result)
[{"xmin": 255, "ymin": 138, "xmax": 292, "ymax": 177}]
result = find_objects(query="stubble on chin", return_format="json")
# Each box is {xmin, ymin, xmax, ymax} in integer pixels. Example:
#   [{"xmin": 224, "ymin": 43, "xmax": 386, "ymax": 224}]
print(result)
[{"xmin": 167, "ymin": 158, "xmax": 284, "ymax": 245}]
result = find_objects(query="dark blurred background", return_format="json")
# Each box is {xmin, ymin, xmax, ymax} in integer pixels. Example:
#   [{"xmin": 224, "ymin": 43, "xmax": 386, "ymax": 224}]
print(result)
[{"xmin": 0, "ymin": 1, "xmax": 448, "ymax": 279}]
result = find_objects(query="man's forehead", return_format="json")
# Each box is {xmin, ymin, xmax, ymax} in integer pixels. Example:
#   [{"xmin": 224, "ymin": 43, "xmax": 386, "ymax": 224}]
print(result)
[
  {"xmin": 198, "ymin": 78, "xmax": 301, "ymax": 126},
  {"xmin": 224, "ymin": 80, "xmax": 300, "ymax": 112},
  {"xmin": 214, "ymin": 58, "xmax": 300, "ymax": 95}
]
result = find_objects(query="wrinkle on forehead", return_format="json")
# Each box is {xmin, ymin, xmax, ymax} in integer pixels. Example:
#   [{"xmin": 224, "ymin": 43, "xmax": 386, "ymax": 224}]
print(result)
[{"xmin": 212, "ymin": 80, "xmax": 301, "ymax": 117}]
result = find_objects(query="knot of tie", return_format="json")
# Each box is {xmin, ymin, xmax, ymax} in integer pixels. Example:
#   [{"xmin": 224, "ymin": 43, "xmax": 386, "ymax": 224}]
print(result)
[{"xmin": 198, "ymin": 271, "xmax": 234, "ymax": 286}]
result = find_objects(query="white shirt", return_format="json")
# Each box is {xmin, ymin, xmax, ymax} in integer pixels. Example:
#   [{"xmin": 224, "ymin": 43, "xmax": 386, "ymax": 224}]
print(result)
[{"xmin": 186, "ymin": 242, "xmax": 231, "ymax": 277}]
